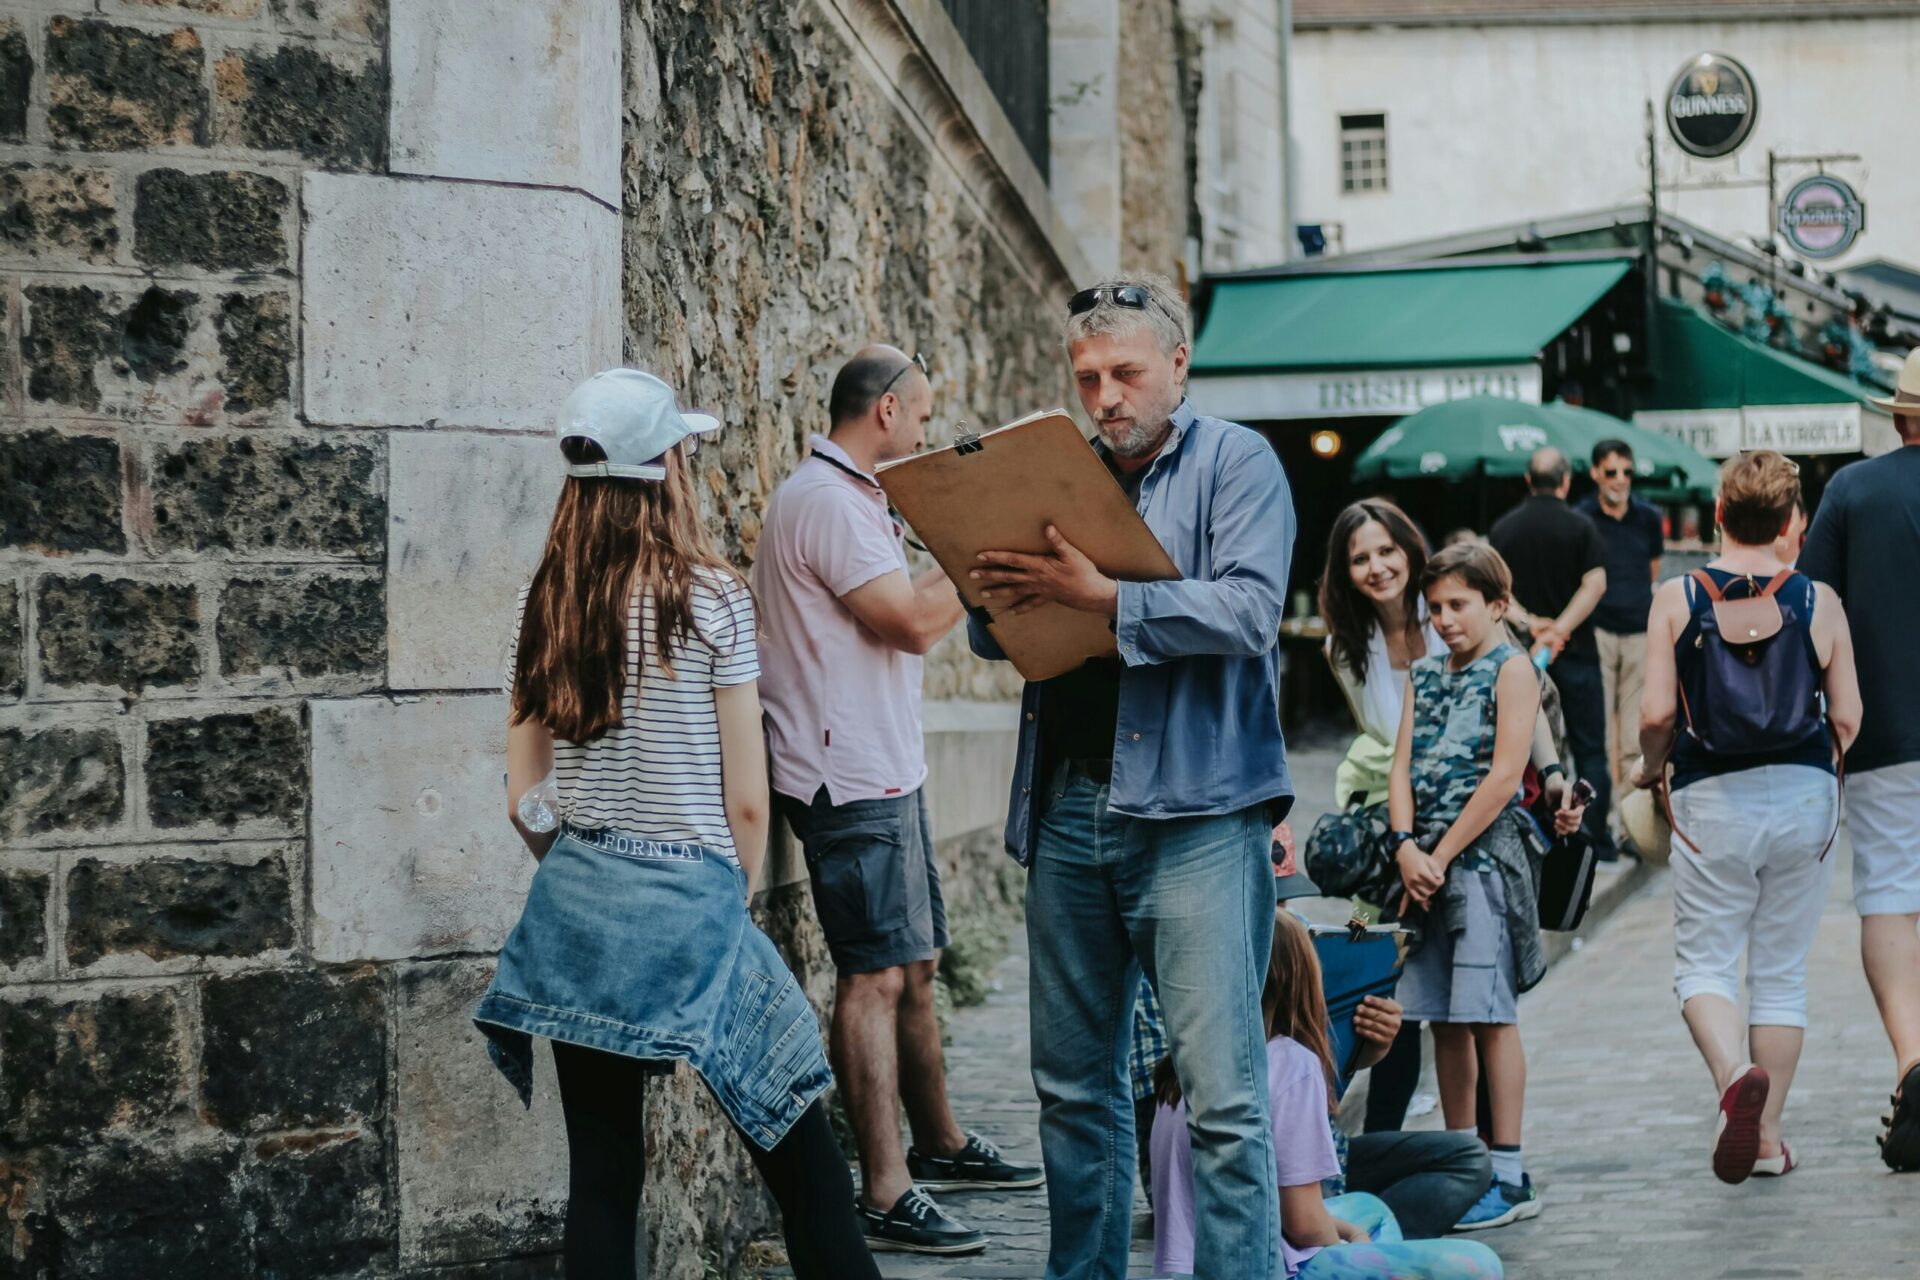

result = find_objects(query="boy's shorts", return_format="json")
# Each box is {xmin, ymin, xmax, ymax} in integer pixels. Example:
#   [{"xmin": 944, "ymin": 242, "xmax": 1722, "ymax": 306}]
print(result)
[{"xmin": 1397, "ymin": 868, "xmax": 1518, "ymax": 1025}]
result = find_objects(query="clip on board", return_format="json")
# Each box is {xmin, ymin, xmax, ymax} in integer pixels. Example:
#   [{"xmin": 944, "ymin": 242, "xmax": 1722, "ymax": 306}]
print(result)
[{"xmin": 876, "ymin": 410, "xmax": 1180, "ymax": 681}]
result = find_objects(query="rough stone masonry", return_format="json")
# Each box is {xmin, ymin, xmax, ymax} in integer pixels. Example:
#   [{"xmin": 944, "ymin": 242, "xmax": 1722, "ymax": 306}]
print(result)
[{"xmin": 0, "ymin": 1, "xmax": 1196, "ymax": 1276}]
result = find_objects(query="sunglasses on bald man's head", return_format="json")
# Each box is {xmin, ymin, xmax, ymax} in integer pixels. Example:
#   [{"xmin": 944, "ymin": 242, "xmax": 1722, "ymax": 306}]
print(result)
[
  {"xmin": 1068, "ymin": 284, "xmax": 1157, "ymax": 316},
  {"xmin": 880, "ymin": 351, "xmax": 929, "ymax": 396}
]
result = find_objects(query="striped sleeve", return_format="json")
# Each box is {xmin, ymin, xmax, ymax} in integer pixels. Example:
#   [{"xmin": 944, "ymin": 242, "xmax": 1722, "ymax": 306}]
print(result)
[
  {"xmin": 502, "ymin": 583, "xmax": 532, "ymax": 696},
  {"xmin": 700, "ymin": 572, "xmax": 759, "ymax": 687}
]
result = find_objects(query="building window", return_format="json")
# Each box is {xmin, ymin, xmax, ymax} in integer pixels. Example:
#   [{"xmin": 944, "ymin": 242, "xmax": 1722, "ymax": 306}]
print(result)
[{"xmin": 1340, "ymin": 113, "xmax": 1388, "ymax": 193}]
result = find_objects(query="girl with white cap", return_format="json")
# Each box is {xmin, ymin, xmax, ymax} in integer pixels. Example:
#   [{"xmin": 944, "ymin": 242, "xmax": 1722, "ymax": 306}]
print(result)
[{"xmin": 473, "ymin": 370, "xmax": 879, "ymax": 1279}]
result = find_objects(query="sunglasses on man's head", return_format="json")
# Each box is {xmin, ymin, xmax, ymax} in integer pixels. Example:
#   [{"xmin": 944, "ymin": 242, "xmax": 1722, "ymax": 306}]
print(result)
[
  {"xmin": 1068, "ymin": 284, "xmax": 1157, "ymax": 316},
  {"xmin": 880, "ymin": 351, "xmax": 929, "ymax": 397}
]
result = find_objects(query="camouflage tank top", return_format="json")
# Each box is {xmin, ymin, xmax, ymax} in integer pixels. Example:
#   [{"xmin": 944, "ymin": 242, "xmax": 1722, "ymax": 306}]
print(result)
[{"xmin": 1409, "ymin": 641, "xmax": 1524, "ymax": 872}]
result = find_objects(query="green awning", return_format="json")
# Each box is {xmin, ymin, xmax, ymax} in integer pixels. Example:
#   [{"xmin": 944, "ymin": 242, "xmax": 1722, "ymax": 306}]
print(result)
[
  {"xmin": 1191, "ymin": 260, "xmax": 1633, "ymax": 373},
  {"xmin": 1644, "ymin": 299, "xmax": 1876, "ymax": 410}
]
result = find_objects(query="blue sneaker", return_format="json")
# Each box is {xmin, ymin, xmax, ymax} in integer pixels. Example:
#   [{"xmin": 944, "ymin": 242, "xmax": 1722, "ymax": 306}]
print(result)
[{"xmin": 1453, "ymin": 1173, "xmax": 1541, "ymax": 1231}]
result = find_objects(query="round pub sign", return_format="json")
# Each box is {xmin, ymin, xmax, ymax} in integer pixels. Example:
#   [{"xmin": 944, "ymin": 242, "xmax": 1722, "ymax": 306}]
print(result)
[
  {"xmin": 1665, "ymin": 53, "xmax": 1759, "ymax": 159},
  {"xmin": 1778, "ymin": 174, "xmax": 1865, "ymax": 260}
]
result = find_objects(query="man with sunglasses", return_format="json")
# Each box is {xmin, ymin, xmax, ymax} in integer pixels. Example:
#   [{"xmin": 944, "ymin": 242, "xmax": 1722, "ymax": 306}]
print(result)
[
  {"xmin": 968, "ymin": 274, "xmax": 1298, "ymax": 1280},
  {"xmin": 758, "ymin": 346, "xmax": 1038, "ymax": 1258},
  {"xmin": 1576, "ymin": 438, "xmax": 1664, "ymax": 850}
]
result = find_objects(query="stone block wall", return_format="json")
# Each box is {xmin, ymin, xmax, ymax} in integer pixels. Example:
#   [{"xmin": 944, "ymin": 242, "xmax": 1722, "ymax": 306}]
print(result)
[
  {"xmin": 1, "ymin": 1, "xmax": 1195, "ymax": 1276},
  {"xmin": 0, "ymin": 3, "xmax": 568, "ymax": 1276}
]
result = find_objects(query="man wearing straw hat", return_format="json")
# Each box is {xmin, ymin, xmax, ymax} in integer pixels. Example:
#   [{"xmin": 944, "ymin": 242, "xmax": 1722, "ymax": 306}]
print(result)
[{"xmin": 1798, "ymin": 347, "xmax": 1920, "ymax": 1172}]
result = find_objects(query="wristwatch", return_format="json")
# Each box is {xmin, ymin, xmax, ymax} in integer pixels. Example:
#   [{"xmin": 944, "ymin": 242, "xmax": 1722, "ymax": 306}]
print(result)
[{"xmin": 1390, "ymin": 829, "xmax": 1416, "ymax": 848}]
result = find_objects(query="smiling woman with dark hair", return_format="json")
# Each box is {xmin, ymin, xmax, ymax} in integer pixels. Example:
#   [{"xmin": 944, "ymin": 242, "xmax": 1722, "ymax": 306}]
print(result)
[{"xmin": 1319, "ymin": 499, "xmax": 1441, "ymax": 810}]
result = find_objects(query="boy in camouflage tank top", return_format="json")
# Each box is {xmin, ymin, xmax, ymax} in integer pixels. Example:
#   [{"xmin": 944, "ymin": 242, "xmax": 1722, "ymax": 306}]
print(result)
[{"xmin": 1388, "ymin": 540, "xmax": 1546, "ymax": 1232}]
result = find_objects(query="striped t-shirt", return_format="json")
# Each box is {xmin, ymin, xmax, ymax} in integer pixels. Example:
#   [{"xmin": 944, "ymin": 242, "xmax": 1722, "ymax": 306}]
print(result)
[{"xmin": 504, "ymin": 569, "xmax": 758, "ymax": 863}]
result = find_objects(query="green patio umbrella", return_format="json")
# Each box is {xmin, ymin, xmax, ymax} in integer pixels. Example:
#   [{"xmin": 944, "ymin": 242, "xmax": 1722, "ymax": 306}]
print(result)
[{"xmin": 1351, "ymin": 396, "xmax": 1718, "ymax": 500}]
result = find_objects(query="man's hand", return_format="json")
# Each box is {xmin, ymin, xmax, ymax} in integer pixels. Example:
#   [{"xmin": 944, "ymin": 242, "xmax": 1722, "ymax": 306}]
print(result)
[
  {"xmin": 1628, "ymin": 754, "xmax": 1662, "ymax": 790},
  {"xmin": 1529, "ymin": 618, "xmax": 1565, "ymax": 659},
  {"xmin": 1352, "ymin": 995, "xmax": 1403, "ymax": 1049},
  {"xmin": 1553, "ymin": 798, "xmax": 1588, "ymax": 837},
  {"xmin": 971, "ymin": 525, "xmax": 1119, "ymax": 617}
]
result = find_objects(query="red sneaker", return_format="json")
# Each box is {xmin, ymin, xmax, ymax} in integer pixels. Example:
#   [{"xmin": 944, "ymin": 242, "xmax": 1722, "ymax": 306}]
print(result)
[{"xmin": 1712, "ymin": 1063, "xmax": 1771, "ymax": 1185}]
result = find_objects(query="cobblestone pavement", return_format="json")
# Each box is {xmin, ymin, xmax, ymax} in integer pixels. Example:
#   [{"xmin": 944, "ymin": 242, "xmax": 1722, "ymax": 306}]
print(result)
[{"xmin": 815, "ymin": 830, "xmax": 1916, "ymax": 1280}]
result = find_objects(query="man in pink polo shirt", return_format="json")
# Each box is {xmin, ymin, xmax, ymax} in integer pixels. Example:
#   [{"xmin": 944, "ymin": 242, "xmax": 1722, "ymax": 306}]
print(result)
[{"xmin": 757, "ymin": 346, "xmax": 1040, "ymax": 1255}]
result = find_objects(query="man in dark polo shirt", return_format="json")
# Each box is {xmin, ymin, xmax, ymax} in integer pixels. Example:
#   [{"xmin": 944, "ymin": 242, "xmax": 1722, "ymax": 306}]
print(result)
[
  {"xmin": 1575, "ymin": 438, "xmax": 1665, "ymax": 818},
  {"xmin": 1798, "ymin": 352, "xmax": 1920, "ymax": 1170},
  {"xmin": 1490, "ymin": 447, "xmax": 1613, "ymax": 856}
]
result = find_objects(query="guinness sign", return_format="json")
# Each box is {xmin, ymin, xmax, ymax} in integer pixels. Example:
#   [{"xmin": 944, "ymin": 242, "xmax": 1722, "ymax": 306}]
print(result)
[
  {"xmin": 1665, "ymin": 53, "xmax": 1759, "ymax": 159},
  {"xmin": 1778, "ymin": 174, "xmax": 1865, "ymax": 260}
]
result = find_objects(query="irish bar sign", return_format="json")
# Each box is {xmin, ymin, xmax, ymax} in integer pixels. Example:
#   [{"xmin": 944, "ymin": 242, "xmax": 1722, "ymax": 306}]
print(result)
[{"xmin": 1666, "ymin": 53, "xmax": 1759, "ymax": 159}]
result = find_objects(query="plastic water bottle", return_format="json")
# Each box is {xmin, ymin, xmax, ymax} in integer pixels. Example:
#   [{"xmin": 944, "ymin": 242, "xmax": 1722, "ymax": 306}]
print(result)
[
  {"xmin": 1532, "ymin": 645, "xmax": 1553, "ymax": 672},
  {"xmin": 516, "ymin": 773, "xmax": 561, "ymax": 833}
]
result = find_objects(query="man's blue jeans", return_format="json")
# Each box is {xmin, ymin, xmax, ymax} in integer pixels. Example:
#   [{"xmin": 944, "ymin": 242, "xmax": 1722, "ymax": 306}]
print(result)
[{"xmin": 1027, "ymin": 770, "xmax": 1280, "ymax": 1280}]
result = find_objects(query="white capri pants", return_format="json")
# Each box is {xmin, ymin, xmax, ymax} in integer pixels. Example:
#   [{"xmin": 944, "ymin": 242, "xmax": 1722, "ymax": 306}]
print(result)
[{"xmin": 1670, "ymin": 764, "xmax": 1839, "ymax": 1028}]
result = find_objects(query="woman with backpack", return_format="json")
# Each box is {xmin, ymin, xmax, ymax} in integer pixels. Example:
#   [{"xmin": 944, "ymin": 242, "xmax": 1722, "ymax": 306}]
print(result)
[
  {"xmin": 473, "ymin": 370, "xmax": 880, "ymax": 1279},
  {"xmin": 1631, "ymin": 450, "xmax": 1862, "ymax": 1185}
]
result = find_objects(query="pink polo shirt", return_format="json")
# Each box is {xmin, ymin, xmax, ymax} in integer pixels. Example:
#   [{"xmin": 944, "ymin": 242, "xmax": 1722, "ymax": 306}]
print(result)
[{"xmin": 753, "ymin": 435, "xmax": 928, "ymax": 805}]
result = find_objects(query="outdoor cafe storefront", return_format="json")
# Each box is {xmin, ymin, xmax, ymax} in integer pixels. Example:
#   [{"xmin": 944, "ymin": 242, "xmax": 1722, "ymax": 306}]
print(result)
[
  {"xmin": 1186, "ymin": 254, "xmax": 1644, "ymax": 599},
  {"xmin": 1184, "ymin": 249, "xmax": 1891, "ymax": 728}
]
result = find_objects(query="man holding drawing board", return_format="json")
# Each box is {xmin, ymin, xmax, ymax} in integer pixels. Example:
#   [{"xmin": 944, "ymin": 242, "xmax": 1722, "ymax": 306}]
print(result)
[{"xmin": 967, "ymin": 275, "xmax": 1299, "ymax": 1280}]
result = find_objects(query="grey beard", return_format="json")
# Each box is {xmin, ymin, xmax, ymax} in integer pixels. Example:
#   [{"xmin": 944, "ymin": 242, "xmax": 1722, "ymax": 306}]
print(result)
[{"xmin": 1097, "ymin": 414, "xmax": 1170, "ymax": 458}]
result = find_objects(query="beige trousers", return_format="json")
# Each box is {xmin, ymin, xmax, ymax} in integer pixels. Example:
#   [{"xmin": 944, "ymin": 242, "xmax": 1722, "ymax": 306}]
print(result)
[{"xmin": 1596, "ymin": 627, "xmax": 1648, "ymax": 791}]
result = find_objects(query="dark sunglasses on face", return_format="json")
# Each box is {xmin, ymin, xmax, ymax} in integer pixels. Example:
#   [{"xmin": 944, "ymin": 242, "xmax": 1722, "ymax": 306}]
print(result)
[
  {"xmin": 879, "ymin": 351, "xmax": 930, "ymax": 397},
  {"xmin": 1068, "ymin": 284, "xmax": 1158, "ymax": 316},
  {"xmin": 1600, "ymin": 467, "xmax": 1631, "ymax": 479}
]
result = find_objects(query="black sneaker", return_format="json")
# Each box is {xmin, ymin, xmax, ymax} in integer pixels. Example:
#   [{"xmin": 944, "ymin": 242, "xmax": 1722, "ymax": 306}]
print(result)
[
  {"xmin": 907, "ymin": 1131, "xmax": 1046, "ymax": 1191},
  {"xmin": 1879, "ymin": 1061, "xmax": 1920, "ymax": 1172},
  {"xmin": 859, "ymin": 1186, "xmax": 987, "ymax": 1254}
]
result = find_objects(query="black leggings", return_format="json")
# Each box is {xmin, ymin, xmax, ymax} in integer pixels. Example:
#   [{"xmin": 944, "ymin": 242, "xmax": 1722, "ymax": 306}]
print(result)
[{"xmin": 551, "ymin": 1040, "xmax": 878, "ymax": 1280}]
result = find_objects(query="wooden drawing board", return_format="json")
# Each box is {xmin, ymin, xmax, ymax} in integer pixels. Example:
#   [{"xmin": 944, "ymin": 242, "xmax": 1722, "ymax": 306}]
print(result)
[{"xmin": 876, "ymin": 409, "xmax": 1179, "ymax": 681}]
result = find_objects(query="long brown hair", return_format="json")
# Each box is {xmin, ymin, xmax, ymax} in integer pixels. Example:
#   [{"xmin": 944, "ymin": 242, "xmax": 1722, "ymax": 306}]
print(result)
[
  {"xmin": 510, "ymin": 440, "xmax": 744, "ymax": 743},
  {"xmin": 1153, "ymin": 909, "xmax": 1339, "ymax": 1112},
  {"xmin": 1318, "ymin": 498, "xmax": 1430, "ymax": 685}
]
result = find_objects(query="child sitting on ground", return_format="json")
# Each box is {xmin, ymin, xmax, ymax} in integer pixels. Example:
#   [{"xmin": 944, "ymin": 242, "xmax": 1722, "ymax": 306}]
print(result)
[
  {"xmin": 1149, "ymin": 908, "xmax": 1505, "ymax": 1279},
  {"xmin": 1388, "ymin": 539, "xmax": 1557, "ymax": 1231}
]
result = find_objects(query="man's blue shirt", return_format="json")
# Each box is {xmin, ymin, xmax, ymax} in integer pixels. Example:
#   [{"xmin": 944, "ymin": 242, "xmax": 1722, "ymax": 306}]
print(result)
[{"xmin": 969, "ymin": 400, "xmax": 1297, "ymax": 865}]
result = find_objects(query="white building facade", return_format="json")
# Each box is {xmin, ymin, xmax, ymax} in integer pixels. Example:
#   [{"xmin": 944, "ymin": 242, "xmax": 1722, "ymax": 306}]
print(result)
[
  {"xmin": 1289, "ymin": 1, "xmax": 1920, "ymax": 270},
  {"xmin": 1182, "ymin": 0, "xmax": 1292, "ymax": 270}
]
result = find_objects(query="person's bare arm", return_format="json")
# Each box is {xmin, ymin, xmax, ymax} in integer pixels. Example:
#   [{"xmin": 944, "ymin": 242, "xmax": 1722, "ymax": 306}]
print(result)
[
  {"xmin": 1631, "ymin": 579, "xmax": 1686, "ymax": 787},
  {"xmin": 506, "ymin": 715, "xmax": 557, "ymax": 860},
  {"xmin": 1812, "ymin": 582, "xmax": 1862, "ymax": 754},
  {"xmin": 1431, "ymin": 654, "xmax": 1539, "ymax": 867},
  {"xmin": 1278, "ymin": 1183, "xmax": 1365, "ymax": 1247},
  {"xmin": 715, "ymin": 681, "xmax": 771, "ymax": 900},
  {"xmin": 840, "ymin": 565, "xmax": 966, "ymax": 655},
  {"xmin": 1388, "ymin": 683, "xmax": 1441, "ymax": 907}
]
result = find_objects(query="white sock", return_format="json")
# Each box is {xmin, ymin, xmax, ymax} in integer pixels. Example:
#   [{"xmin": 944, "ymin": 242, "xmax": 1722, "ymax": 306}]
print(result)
[{"xmin": 1490, "ymin": 1144, "xmax": 1524, "ymax": 1186}]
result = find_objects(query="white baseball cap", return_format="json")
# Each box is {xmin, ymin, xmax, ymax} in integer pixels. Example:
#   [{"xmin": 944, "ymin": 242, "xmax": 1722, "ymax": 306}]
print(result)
[{"xmin": 557, "ymin": 369, "xmax": 721, "ymax": 481}]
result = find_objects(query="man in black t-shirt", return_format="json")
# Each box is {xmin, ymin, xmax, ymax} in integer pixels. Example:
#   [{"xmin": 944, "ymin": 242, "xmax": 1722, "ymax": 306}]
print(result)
[
  {"xmin": 1798, "ymin": 363, "xmax": 1920, "ymax": 1171},
  {"xmin": 1489, "ymin": 448, "xmax": 1613, "ymax": 855},
  {"xmin": 1575, "ymin": 438, "xmax": 1666, "ymax": 815}
]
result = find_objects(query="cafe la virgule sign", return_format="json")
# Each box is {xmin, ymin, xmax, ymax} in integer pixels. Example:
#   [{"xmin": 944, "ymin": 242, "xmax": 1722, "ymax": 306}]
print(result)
[
  {"xmin": 1665, "ymin": 53, "xmax": 1759, "ymax": 159},
  {"xmin": 1777, "ymin": 174, "xmax": 1865, "ymax": 260}
]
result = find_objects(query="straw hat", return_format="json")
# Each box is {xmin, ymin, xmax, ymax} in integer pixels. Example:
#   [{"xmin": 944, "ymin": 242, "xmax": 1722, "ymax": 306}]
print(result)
[
  {"xmin": 1870, "ymin": 347, "xmax": 1920, "ymax": 416},
  {"xmin": 1618, "ymin": 786, "xmax": 1672, "ymax": 867}
]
